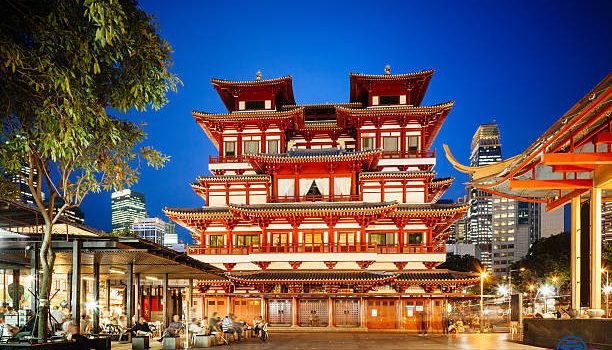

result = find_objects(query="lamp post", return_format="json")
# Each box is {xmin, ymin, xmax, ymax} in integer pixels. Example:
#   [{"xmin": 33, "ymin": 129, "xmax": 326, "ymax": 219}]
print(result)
[
  {"xmin": 480, "ymin": 271, "xmax": 488, "ymax": 333},
  {"xmin": 604, "ymin": 268, "xmax": 610, "ymax": 318},
  {"xmin": 507, "ymin": 267, "xmax": 526, "ymax": 322}
]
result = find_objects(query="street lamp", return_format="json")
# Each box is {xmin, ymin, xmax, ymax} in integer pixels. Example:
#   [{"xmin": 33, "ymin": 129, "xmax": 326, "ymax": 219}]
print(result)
[
  {"xmin": 603, "ymin": 268, "xmax": 610, "ymax": 318},
  {"xmin": 507, "ymin": 267, "xmax": 526, "ymax": 321},
  {"xmin": 528, "ymin": 284, "xmax": 536, "ymax": 313},
  {"xmin": 480, "ymin": 271, "xmax": 488, "ymax": 332}
]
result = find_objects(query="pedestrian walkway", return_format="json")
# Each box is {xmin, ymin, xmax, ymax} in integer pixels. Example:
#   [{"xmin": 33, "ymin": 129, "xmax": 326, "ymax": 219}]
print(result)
[{"xmin": 112, "ymin": 333, "xmax": 543, "ymax": 350}]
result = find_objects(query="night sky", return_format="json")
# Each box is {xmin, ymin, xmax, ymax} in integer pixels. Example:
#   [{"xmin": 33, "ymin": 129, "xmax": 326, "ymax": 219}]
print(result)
[{"xmin": 79, "ymin": 0, "xmax": 612, "ymax": 243}]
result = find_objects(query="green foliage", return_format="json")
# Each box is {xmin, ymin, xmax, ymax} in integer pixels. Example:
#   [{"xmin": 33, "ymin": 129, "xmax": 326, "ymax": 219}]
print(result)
[
  {"xmin": 0, "ymin": 0, "xmax": 179, "ymax": 339},
  {"xmin": 437, "ymin": 254, "xmax": 484, "ymax": 272},
  {"xmin": 510, "ymin": 232, "xmax": 571, "ymax": 293}
]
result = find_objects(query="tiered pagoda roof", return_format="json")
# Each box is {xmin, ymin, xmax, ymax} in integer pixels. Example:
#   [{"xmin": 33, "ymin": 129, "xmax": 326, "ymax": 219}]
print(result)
[{"xmin": 349, "ymin": 69, "xmax": 434, "ymax": 107}]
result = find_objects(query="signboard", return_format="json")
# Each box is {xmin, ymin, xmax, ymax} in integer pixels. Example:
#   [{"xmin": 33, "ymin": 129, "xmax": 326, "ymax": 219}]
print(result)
[
  {"xmin": 371, "ymin": 309, "xmax": 377, "ymax": 317},
  {"xmin": 415, "ymin": 305, "xmax": 424, "ymax": 312},
  {"xmin": 510, "ymin": 293, "xmax": 522, "ymax": 322},
  {"xmin": 406, "ymin": 305, "xmax": 414, "ymax": 317}
]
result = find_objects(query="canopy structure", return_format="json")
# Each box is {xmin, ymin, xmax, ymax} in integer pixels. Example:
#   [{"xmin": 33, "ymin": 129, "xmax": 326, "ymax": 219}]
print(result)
[
  {"xmin": 0, "ymin": 199, "xmax": 222, "ymax": 331},
  {"xmin": 444, "ymin": 74, "xmax": 612, "ymax": 313}
]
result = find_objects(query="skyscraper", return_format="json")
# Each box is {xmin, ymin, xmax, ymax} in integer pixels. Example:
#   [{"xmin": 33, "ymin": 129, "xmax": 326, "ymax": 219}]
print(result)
[
  {"xmin": 466, "ymin": 123, "xmax": 502, "ymax": 269},
  {"xmin": 111, "ymin": 189, "xmax": 147, "ymax": 232},
  {"xmin": 132, "ymin": 217, "xmax": 166, "ymax": 245}
]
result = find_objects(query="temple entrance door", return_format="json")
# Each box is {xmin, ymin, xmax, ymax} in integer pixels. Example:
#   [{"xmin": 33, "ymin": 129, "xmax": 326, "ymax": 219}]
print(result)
[
  {"xmin": 206, "ymin": 297, "xmax": 227, "ymax": 319},
  {"xmin": 366, "ymin": 299, "xmax": 398, "ymax": 329},
  {"xmin": 269, "ymin": 232, "xmax": 288, "ymax": 253},
  {"xmin": 334, "ymin": 299, "xmax": 359, "ymax": 327},
  {"xmin": 268, "ymin": 299, "xmax": 292, "ymax": 326},
  {"xmin": 303, "ymin": 231, "xmax": 324, "ymax": 253},
  {"xmin": 401, "ymin": 300, "xmax": 421, "ymax": 330},
  {"xmin": 232, "ymin": 298, "xmax": 261, "ymax": 326},
  {"xmin": 299, "ymin": 299, "xmax": 329, "ymax": 327}
]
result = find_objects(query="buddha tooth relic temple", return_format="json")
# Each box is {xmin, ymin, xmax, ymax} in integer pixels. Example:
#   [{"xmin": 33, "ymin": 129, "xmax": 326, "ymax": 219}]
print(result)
[{"xmin": 164, "ymin": 67, "xmax": 479, "ymax": 330}]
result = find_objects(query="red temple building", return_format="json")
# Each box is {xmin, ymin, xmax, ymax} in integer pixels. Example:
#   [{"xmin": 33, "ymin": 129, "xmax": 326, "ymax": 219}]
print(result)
[{"xmin": 164, "ymin": 67, "xmax": 478, "ymax": 330}]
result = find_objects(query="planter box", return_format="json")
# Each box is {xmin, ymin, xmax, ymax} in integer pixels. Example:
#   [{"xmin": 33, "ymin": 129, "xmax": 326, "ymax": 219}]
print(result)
[{"xmin": 523, "ymin": 319, "xmax": 612, "ymax": 350}]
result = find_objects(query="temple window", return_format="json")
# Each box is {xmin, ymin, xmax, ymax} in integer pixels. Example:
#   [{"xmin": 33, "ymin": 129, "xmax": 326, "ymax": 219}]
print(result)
[
  {"xmin": 337, "ymin": 231, "xmax": 356, "ymax": 245},
  {"xmin": 383, "ymin": 137, "xmax": 399, "ymax": 153},
  {"xmin": 244, "ymin": 100, "xmax": 266, "ymax": 110},
  {"xmin": 370, "ymin": 233, "xmax": 394, "ymax": 245},
  {"xmin": 224, "ymin": 141, "xmax": 236, "ymax": 157},
  {"xmin": 362, "ymin": 137, "xmax": 375, "ymax": 150},
  {"xmin": 407, "ymin": 136, "xmax": 420, "ymax": 152},
  {"xmin": 379, "ymin": 95, "xmax": 400, "ymax": 105},
  {"xmin": 209, "ymin": 235, "xmax": 223, "ymax": 247},
  {"xmin": 236, "ymin": 234, "xmax": 260, "ymax": 247},
  {"xmin": 408, "ymin": 232, "xmax": 423, "ymax": 245},
  {"xmin": 244, "ymin": 140, "xmax": 260, "ymax": 154},
  {"xmin": 267, "ymin": 139, "xmax": 279, "ymax": 154}
]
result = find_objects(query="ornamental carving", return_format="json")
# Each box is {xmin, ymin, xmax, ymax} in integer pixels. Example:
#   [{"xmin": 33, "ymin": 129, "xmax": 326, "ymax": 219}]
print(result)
[
  {"xmin": 357, "ymin": 261, "xmax": 375, "ymax": 269},
  {"xmin": 423, "ymin": 261, "xmax": 439, "ymax": 269},
  {"xmin": 253, "ymin": 261, "xmax": 271, "ymax": 270},
  {"xmin": 324, "ymin": 261, "xmax": 337, "ymax": 270},
  {"xmin": 223, "ymin": 263, "xmax": 236, "ymax": 271},
  {"xmin": 288, "ymin": 261, "xmax": 302, "ymax": 270},
  {"xmin": 393, "ymin": 262, "xmax": 408, "ymax": 270}
]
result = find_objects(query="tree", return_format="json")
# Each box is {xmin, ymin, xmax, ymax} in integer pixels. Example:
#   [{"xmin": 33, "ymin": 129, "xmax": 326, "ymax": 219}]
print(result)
[
  {"xmin": 510, "ymin": 232, "xmax": 571, "ymax": 294},
  {"xmin": 0, "ymin": 0, "xmax": 179, "ymax": 339},
  {"xmin": 437, "ymin": 254, "xmax": 484, "ymax": 272}
]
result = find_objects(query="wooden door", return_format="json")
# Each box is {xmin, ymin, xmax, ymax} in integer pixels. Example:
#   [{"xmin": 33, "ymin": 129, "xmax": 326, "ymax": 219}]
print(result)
[
  {"xmin": 206, "ymin": 297, "xmax": 227, "ymax": 319},
  {"xmin": 299, "ymin": 299, "xmax": 328, "ymax": 327},
  {"xmin": 366, "ymin": 299, "xmax": 397, "ymax": 329},
  {"xmin": 268, "ymin": 299, "xmax": 292, "ymax": 326},
  {"xmin": 401, "ymin": 299, "xmax": 423, "ymax": 330},
  {"xmin": 232, "ymin": 298, "xmax": 261, "ymax": 326},
  {"xmin": 334, "ymin": 299, "xmax": 359, "ymax": 327},
  {"xmin": 303, "ymin": 231, "xmax": 324, "ymax": 252}
]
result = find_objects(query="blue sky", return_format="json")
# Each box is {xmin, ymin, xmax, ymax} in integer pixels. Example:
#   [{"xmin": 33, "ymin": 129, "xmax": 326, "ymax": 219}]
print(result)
[{"xmin": 80, "ymin": 0, "xmax": 612, "ymax": 242}]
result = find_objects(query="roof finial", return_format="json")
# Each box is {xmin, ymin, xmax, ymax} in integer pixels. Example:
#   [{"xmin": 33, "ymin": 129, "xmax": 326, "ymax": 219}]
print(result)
[
  {"xmin": 385, "ymin": 65, "xmax": 391, "ymax": 75},
  {"xmin": 256, "ymin": 70, "xmax": 262, "ymax": 81}
]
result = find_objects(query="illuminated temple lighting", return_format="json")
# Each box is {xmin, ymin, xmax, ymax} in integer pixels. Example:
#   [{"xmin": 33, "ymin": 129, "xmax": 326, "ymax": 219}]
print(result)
[{"xmin": 164, "ymin": 68, "xmax": 480, "ymax": 330}]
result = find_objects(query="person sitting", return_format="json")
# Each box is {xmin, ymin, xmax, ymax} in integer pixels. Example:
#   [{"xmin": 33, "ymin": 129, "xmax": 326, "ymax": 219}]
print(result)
[
  {"xmin": 66, "ymin": 323, "xmax": 89, "ymax": 350},
  {"xmin": 253, "ymin": 316, "xmax": 264, "ymax": 336},
  {"xmin": 61, "ymin": 314, "xmax": 74, "ymax": 335},
  {"xmin": 209, "ymin": 313, "xmax": 224, "ymax": 344},
  {"xmin": 128, "ymin": 317, "xmax": 152, "ymax": 337},
  {"xmin": 157, "ymin": 315, "xmax": 183, "ymax": 342},
  {"xmin": 221, "ymin": 315, "xmax": 236, "ymax": 342},
  {"xmin": 230, "ymin": 314, "xmax": 243, "ymax": 342},
  {"xmin": 188, "ymin": 318, "xmax": 203, "ymax": 335},
  {"xmin": 0, "ymin": 315, "xmax": 19, "ymax": 339}
]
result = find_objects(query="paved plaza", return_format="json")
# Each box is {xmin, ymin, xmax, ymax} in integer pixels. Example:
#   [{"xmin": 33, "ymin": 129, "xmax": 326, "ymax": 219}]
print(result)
[{"xmin": 113, "ymin": 333, "xmax": 544, "ymax": 350}]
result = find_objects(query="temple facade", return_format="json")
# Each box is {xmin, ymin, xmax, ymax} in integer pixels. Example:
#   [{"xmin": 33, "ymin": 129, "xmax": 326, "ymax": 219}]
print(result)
[{"xmin": 165, "ymin": 67, "xmax": 478, "ymax": 330}]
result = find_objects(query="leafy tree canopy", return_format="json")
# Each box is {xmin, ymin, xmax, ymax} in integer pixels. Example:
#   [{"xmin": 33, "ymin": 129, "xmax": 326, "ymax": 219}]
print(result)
[
  {"xmin": 0, "ymin": 0, "xmax": 179, "ymax": 339},
  {"xmin": 438, "ymin": 254, "xmax": 484, "ymax": 272}
]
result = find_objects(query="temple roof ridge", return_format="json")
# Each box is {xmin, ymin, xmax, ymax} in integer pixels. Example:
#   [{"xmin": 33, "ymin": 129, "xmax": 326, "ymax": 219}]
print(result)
[
  {"xmin": 349, "ymin": 69, "xmax": 434, "ymax": 80},
  {"xmin": 210, "ymin": 75, "xmax": 292, "ymax": 86}
]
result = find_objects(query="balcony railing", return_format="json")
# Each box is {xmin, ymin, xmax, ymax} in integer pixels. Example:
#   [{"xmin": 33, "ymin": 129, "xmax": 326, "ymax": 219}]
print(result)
[
  {"xmin": 187, "ymin": 243, "xmax": 444, "ymax": 255},
  {"xmin": 379, "ymin": 150, "xmax": 436, "ymax": 159},
  {"xmin": 209, "ymin": 155, "xmax": 247, "ymax": 163},
  {"xmin": 270, "ymin": 194, "xmax": 360, "ymax": 203}
]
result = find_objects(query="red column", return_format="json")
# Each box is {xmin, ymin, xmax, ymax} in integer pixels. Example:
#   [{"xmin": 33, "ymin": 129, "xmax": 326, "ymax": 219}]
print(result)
[
  {"xmin": 426, "ymin": 226, "xmax": 433, "ymax": 252},
  {"xmin": 400, "ymin": 127, "xmax": 406, "ymax": 155}
]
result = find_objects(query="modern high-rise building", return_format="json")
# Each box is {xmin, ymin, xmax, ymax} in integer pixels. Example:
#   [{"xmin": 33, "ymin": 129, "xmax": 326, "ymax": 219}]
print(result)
[
  {"xmin": 491, "ymin": 197, "xmax": 540, "ymax": 274},
  {"xmin": 7, "ymin": 166, "xmax": 85, "ymax": 224},
  {"xmin": 539, "ymin": 206, "xmax": 565, "ymax": 239},
  {"xmin": 132, "ymin": 217, "xmax": 166, "ymax": 245},
  {"xmin": 466, "ymin": 123, "xmax": 502, "ymax": 269},
  {"xmin": 111, "ymin": 189, "xmax": 147, "ymax": 232},
  {"xmin": 163, "ymin": 221, "xmax": 178, "ymax": 247},
  {"xmin": 7, "ymin": 166, "xmax": 39, "ymax": 206}
]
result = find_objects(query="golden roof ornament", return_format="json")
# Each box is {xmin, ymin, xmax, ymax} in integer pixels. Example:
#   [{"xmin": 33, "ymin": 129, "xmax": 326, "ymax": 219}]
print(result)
[
  {"xmin": 385, "ymin": 65, "xmax": 391, "ymax": 75},
  {"xmin": 256, "ymin": 70, "xmax": 262, "ymax": 81}
]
